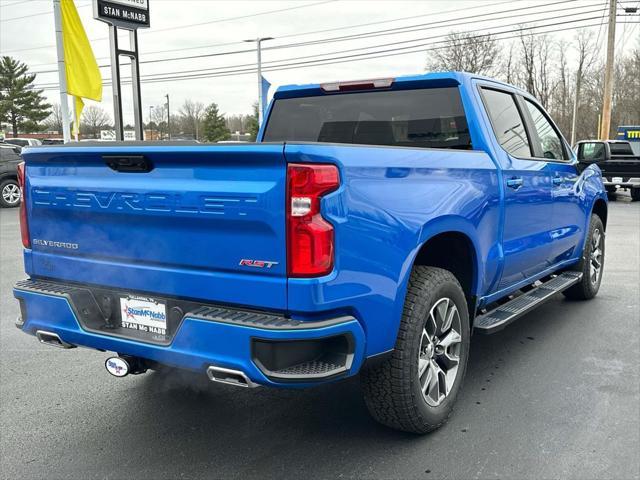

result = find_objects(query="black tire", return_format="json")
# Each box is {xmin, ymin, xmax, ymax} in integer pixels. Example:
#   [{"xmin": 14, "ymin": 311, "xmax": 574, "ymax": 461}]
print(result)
[
  {"xmin": 563, "ymin": 214, "xmax": 605, "ymax": 300},
  {"xmin": 605, "ymin": 185, "xmax": 617, "ymax": 195},
  {"xmin": 361, "ymin": 266, "xmax": 470, "ymax": 434},
  {"xmin": 631, "ymin": 188, "xmax": 640, "ymax": 202},
  {"xmin": 0, "ymin": 179, "xmax": 21, "ymax": 208}
]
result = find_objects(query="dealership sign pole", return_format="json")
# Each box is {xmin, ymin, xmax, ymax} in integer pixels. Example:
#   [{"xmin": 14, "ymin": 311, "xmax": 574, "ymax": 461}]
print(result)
[{"xmin": 93, "ymin": 0, "xmax": 149, "ymax": 141}]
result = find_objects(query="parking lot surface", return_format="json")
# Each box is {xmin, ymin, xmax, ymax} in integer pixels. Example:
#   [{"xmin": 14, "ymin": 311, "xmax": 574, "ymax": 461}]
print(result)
[{"xmin": 1, "ymin": 193, "xmax": 638, "ymax": 480}]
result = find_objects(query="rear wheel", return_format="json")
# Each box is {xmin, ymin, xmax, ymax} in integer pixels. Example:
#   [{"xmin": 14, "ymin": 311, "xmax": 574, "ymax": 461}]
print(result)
[
  {"xmin": 563, "ymin": 214, "xmax": 605, "ymax": 300},
  {"xmin": 0, "ymin": 179, "xmax": 21, "ymax": 208},
  {"xmin": 631, "ymin": 188, "xmax": 640, "ymax": 201},
  {"xmin": 361, "ymin": 266, "xmax": 470, "ymax": 434}
]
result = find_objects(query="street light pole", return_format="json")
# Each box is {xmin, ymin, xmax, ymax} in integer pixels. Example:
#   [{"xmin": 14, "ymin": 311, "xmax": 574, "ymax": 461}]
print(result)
[
  {"xmin": 244, "ymin": 37, "xmax": 274, "ymax": 126},
  {"xmin": 165, "ymin": 94, "xmax": 171, "ymax": 140}
]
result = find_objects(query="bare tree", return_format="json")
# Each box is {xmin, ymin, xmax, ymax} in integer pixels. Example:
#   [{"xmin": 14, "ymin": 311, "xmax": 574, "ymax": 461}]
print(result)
[
  {"xmin": 45, "ymin": 103, "xmax": 64, "ymax": 133},
  {"xmin": 517, "ymin": 31, "xmax": 556, "ymax": 108},
  {"xmin": 179, "ymin": 99, "xmax": 205, "ymax": 140},
  {"xmin": 150, "ymin": 105, "xmax": 166, "ymax": 138},
  {"xmin": 79, "ymin": 105, "xmax": 111, "ymax": 139},
  {"xmin": 570, "ymin": 31, "xmax": 595, "ymax": 144},
  {"xmin": 427, "ymin": 32, "xmax": 499, "ymax": 75}
]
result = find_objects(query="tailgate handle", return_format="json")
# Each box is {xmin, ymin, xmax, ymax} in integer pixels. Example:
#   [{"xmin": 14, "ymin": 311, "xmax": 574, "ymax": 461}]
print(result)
[{"xmin": 104, "ymin": 155, "xmax": 153, "ymax": 173}]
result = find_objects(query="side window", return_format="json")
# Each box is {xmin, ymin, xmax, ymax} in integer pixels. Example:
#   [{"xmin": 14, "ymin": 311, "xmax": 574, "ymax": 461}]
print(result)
[
  {"xmin": 481, "ymin": 88, "xmax": 531, "ymax": 158},
  {"xmin": 524, "ymin": 99, "xmax": 567, "ymax": 160}
]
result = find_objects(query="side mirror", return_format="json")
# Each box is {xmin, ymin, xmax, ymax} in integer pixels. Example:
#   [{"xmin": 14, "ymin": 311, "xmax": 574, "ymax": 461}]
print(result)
[{"xmin": 576, "ymin": 141, "xmax": 609, "ymax": 163}]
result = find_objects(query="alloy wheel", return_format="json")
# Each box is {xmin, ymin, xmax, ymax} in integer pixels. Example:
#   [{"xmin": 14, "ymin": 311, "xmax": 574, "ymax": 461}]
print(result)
[
  {"xmin": 418, "ymin": 297, "xmax": 462, "ymax": 407},
  {"xmin": 2, "ymin": 183, "xmax": 20, "ymax": 206},
  {"xmin": 590, "ymin": 228, "xmax": 603, "ymax": 284}
]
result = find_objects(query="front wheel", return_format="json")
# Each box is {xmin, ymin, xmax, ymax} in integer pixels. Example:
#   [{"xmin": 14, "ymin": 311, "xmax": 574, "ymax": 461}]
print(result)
[
  {"xmin": 361, "ymin": 266, "xmax": 470, "ymax": 434},
  {"xmin": 563, "ymin": 214, "xmax": 605, "ymax": 300}
]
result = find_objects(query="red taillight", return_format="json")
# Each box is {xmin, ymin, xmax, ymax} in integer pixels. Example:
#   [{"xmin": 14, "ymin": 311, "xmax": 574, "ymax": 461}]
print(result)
[
  {"xmin": 17, "ymin": 162, "xmax": 30, "ymax": 248},
  {"xmin": 287, "ymin": 163, "xmax": 339, "ymax": 277}
]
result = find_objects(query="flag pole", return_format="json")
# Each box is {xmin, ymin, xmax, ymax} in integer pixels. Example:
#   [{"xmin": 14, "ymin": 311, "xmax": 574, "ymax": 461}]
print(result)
[{"xmin": 53, "ymin": 0, "xmax": 71, "ymax": 143}]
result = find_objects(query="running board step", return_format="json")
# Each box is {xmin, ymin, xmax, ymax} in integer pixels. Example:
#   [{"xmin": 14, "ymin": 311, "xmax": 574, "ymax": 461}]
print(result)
[{"xmin": 474, "ymin": 272, "xmax": 583, "ymax": 334}]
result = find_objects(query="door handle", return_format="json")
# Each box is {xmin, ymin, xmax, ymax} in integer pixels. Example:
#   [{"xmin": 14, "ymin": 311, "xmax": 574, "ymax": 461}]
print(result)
[
  {"xmin": 506, "ymin": 177, "xmax": 524, "ymax": 189},
  {"xmin": 552, "ymin": 176, "xmax": 563, "ymax": 186}
]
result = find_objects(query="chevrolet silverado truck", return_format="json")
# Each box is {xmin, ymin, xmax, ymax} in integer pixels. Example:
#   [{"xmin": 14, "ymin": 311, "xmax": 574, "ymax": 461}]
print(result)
[
  {"xmin": 575, "ymin": 139, "xmax": 640, "ymax": 201},
  {"xmin": 14, "ymin": 72, "xmax": 607, "ymax": 434}
]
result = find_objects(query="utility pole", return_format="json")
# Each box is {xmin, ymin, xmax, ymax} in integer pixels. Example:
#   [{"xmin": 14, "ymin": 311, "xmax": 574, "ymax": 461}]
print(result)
[
  {"xmin": 149, "ymin": 105, "xmax": 153, "ymax": 141},
  {"xmin": 599, "ymin": 0, "xmax": 617, "ymax": 140},
  {"xmin": 53, "ymin": 0, "xmax": 71, "ymax": 143},
  {"xmin": 165, "ymin": 94, "xmax": 171, "ymax": 140},
  {"xmin": 244, "ymin": 37, "xmax": 274, "ymax": 126}
]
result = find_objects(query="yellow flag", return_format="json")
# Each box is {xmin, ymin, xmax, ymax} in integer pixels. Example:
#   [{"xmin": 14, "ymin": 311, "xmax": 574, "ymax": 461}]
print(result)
[{"xmin": 61, "ymin": 0, "xmax": 102, "ymax": 136}]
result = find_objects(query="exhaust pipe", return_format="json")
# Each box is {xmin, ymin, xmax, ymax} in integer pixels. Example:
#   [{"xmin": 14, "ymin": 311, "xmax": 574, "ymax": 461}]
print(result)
[
  {"xmin": 35, "ymin": 330, "xmax": 75, "ymax": 349},
  {"xmin": 207, "ymin": 366, "xmax": 258, "ymax": 388}
]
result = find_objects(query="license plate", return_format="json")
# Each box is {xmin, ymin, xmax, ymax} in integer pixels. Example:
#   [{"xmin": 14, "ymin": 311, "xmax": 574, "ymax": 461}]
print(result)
[
  {"xmin": 612, "ymin": 177, "xmax": 623, "ymax": 183},
  {"xmin": 120, "ymin": 295, "xmax": 167, "ymax": 335}
]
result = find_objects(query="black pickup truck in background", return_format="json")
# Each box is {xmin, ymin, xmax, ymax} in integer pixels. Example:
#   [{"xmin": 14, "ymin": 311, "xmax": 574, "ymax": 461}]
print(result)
[{"xmin": 576, "ymin": 140, "xmax": 640, "ymax": 201}]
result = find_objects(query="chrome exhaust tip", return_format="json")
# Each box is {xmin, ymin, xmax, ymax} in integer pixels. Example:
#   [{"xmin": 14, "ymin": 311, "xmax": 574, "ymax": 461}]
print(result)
[
  {"xmin": 35, "ymin": 330, "xmax": 76, "ymax": 349},
  {"xmin": 206, "ymin": 366, "xmax": 258, "ymax": 388}
]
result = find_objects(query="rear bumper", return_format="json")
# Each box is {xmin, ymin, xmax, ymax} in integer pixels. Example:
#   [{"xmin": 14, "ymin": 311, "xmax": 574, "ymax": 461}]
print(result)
[
  {"xmin": 13, "ymin": 279, "xmax": 366, "ymax": 387},
  {"xmin": 603, "ymin": 178, "xmax": 640, "ymax": 188}
]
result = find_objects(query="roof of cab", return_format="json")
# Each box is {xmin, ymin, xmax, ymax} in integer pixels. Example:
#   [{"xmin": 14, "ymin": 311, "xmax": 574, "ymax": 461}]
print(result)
[{"xmin": 273, "ymin": 71, "xmax": 524, "ymax": 99}]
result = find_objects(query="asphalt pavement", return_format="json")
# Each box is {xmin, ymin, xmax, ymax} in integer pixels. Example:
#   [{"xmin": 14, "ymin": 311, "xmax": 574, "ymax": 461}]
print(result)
[{"xmin": 1, "ymin": 192, "xmax": 638, "ymax": 480}]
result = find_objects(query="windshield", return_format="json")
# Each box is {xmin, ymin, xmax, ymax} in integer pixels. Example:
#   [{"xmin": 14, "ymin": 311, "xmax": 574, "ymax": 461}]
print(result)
[{"xmin": 263, "ymin": 87, "xmax": 471, "ymax": 150}]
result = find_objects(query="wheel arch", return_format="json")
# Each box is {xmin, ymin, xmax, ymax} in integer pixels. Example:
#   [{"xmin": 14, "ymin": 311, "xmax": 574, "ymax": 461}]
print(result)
[
  {"xmin": 410, "ymin": 229, "xmax": 480, "ymax": 318},
  {"xmin": 0, "ymin": 174, "xmax": 18, "ymax": 183},
  {"xmin": 591, "ymin": 197, "xmax": 608, "ymax": 230}
]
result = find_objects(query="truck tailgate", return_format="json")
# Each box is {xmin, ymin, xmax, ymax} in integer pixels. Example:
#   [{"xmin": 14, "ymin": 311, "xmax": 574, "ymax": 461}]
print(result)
[{"xmin": 21, "ymin": 144, "xmax": 287, "ymax": 310}]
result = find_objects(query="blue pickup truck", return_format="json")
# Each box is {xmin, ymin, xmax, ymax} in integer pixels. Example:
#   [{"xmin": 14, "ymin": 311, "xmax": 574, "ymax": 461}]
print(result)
[{"xmin": 14, "ymin": 72, "xmax": 607, "ymax": 433}]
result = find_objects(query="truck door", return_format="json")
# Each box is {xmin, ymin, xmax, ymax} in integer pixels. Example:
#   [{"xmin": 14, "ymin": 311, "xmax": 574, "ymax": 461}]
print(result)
[
  {"xmin": 519, "ymin": 97, "xmax": 583, "ymax": 266},
  {"xmin": 480, "ymin": 87, "xmax": 555, "ymax": 290}
]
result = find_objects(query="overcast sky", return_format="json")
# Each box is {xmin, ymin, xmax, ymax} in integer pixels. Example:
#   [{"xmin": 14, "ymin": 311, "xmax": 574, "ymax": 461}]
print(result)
[{"xmin": 0, "ymin": 0, "xmax": 637, "ymax": 125}]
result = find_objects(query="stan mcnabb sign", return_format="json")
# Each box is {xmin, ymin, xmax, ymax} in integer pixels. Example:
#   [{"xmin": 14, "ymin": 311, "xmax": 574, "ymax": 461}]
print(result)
[{"xmin": 93, "ymin": 0, "xmax": 149, "ymax": 29}]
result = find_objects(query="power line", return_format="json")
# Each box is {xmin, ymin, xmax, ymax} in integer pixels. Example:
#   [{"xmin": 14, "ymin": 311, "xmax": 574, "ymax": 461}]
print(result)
[
  {"xmin": 23, "ymin": 0, "xmax": 513, "ymax": 69},
  {"xmin": 2, "ymin": 0, "xmax": 582, "ymax": 56},
  {"xmin": 28, "ymin": 0, "xmax": 604, "ymax": 75},
  {"xmin": 31, "ymin": 16, "xmax": 614, "ymax": 91},
  {"xmin": 0, "ymin": 0, "xmax": 32, "ymax": 7},
  {"xmin": 0, "ymin": 0, "xmax": 335, "ymax": 52},
  {"xmin": 133, "ymin": 17, "xmax": 616, "ymax": 84},
  {"xmin": 0, "ymin": 2, "xmax": 90, "ymax": 22},
  {"xmin": 130, "ymin": 21, "xmax": 637, "ymax": 86},
  {"xmin": 99, "ymin": 8, "xmax": 611, "ymax": 82}
]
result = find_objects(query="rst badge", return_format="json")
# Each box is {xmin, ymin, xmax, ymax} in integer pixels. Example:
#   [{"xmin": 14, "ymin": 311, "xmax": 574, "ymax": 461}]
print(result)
[{"xmin": 239, "ymin": 259, "xmax": 279, "ymax": 269}]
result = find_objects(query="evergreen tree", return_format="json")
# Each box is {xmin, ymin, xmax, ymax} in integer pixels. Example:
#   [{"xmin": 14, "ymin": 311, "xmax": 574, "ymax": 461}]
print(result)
[
  {"xmin": 202, "ymin": 102, "xmax": 230, "ymax": 142},
  {"xmin": 247, "ymin": 102, "xmax": 259, "ymax": 142},
  {"xmin": 0, "ymin": 56, "xmax": 51, "ymax": 135}
]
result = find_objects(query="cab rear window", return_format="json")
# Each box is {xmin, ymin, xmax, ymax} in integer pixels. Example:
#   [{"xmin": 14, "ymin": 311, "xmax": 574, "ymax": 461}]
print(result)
[{"xmin": 263, "ymin": 87, "xmax": 472, "ymax": 150}]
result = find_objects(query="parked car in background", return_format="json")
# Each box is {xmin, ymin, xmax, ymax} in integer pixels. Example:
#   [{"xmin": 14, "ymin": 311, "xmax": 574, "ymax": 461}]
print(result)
[
  {"xmin": 0, "ymin": 144, "xmax": 22, "ymax": 208},
  {"xmin": 42, "ymin": 139, "xmax": 64, "ymax": 145},
  {"xmin": 4, "ymin": 138, "xmax": 42, "ymax": 148},
  {"xmin": 14, "ymin": 72, "xmax": 608, "ymax": 433},
  {"xmin": 576, "ymin": 139, "xmax": 640, "ymax": 200}
]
